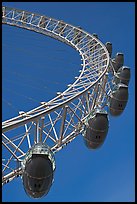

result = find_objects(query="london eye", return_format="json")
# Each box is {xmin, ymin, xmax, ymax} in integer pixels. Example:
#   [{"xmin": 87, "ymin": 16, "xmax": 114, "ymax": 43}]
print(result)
[{"xmin": 2, "ymin": 4, "xmax": 134, "ymax": 201}]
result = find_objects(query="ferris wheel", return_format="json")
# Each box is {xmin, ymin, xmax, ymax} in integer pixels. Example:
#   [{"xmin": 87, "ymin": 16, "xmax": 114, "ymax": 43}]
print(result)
[{"xmin": 2, "ymin": 6, "xmax": 131, "ymax": 199}]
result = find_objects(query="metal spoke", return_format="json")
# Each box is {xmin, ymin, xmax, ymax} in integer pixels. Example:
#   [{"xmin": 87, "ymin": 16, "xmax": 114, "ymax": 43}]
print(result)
[{"xmin": 2, "ymin": 6, "xmax": 114, "ymax": 185}]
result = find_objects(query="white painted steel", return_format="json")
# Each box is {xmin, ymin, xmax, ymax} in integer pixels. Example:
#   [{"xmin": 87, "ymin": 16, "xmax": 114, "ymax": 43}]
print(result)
[{"xmin": 2, "ymin": 6, "xmax": 115, "ymax": 185}]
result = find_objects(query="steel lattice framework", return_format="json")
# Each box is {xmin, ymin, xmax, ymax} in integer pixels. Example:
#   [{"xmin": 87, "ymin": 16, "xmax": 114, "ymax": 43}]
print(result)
[{"xmin": 2, "ymin": 6, "xmax": 115, "ymax": 185}]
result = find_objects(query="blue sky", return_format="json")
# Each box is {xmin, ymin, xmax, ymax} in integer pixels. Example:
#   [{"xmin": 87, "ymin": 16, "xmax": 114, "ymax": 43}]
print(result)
[{"xmin": 2, "ymin": 2, "xmax": 135, "ymax": 202}]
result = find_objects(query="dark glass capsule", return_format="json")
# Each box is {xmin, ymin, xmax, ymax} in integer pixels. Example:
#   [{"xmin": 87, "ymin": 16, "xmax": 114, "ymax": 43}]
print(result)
[
  {"xmin": 115, "ymin": 53, "xmax": 124, "ymax": 69},
  {"xmin": 109, "ymin": 84, "xmax": 128, "ymax": 116},
  {"xmin": 111, "ymin": 53, "xmax": 124, "ymax": 72},
  {"xmin": 22, "ymin": 154, "xmax": 54, "ymax": 198},
  {"xmin": 114, "ymin": 66, "xmax": 130, "ymax": 86},
  {"xmin": 105, "ymin": 42, "xmax": 112, "ymax": 57},
  {"xmin": 22, "ymin": 143, "xmax": 55, "ymax": 199},
  {"xmin": 84, "ymin": 111, "xmax": 109, "ymax": 149}
]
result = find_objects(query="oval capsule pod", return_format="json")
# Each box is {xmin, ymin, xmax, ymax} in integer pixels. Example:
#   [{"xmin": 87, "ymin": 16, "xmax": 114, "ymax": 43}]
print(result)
[
  {"xmin": 22, "ymin": 143, "xmax": 55, "ymax": 199},
  {"xmin": 109, "ymin": 84, "xmax": 128, "ymax": 116},
  {"xmin": 114, "ymin": 66, "xmax": 130, "ymax": 85},
  {"xmin": 22, "ymin": 154, "xmax": 54, "ymax": 198},
  {"xmin": 105, "ymin": 42, "xmax": 112, "ymax": 57},
  {"xmin": 83, "ymin": 110, "xmax": 109, "ymax": 149},
  {"xmin": 111, "ymin": 53, "xmax": 124, "ymax": 72},
  {"xmin": 115, "ymin": 53, "xmax": 124, "ymax": 69}
]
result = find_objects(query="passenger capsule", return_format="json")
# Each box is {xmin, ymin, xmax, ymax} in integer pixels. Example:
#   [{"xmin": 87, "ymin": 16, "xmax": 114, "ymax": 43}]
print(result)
[
  {"xmin": 111, "ymin": 53, "xmax": 124, "ymax": 72},
  {"xmin": 114, "ymin": 66, "xmax": 130, "ymax": 85},
  {"xmin": 83, "ymin": 110, "xmax": 109, "ymax": 149},
  {"xmin": 115, "ymin": 53, "xmax": 124, "ymax": 69},
  {"xmin": 22, "ymin": 143, "xmax": 55, "ymax": 198},
  {"xmin": 109, "ymin": 84, "xmax": 128, "ymax": 116},
  {"xmin": 105, "ymin": 42, "xmax": 112, "ymax": 57}
]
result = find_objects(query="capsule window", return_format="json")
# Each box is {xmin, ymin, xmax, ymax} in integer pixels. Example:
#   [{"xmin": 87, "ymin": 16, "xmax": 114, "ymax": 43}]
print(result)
[
  {"xmin": 34, "ymin": 183, "xmax": 41, "ymax": 189},
  {"xmin": 95, "ymin": 136, "xmax": 100, "ymax": 139}
]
